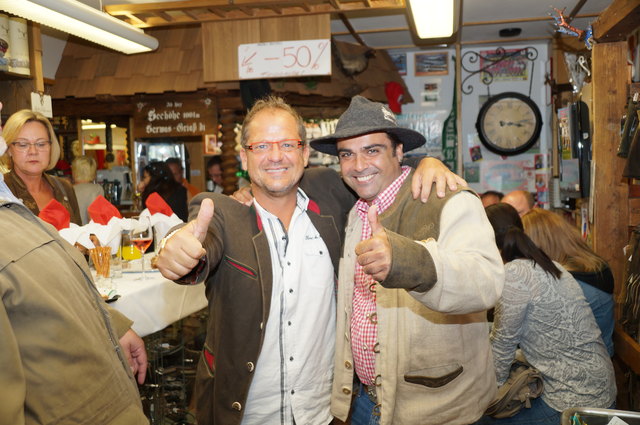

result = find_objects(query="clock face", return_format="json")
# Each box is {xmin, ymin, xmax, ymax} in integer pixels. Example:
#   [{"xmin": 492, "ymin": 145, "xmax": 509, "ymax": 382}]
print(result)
[{"xmin": 475, "ymin": 92, "xmax": 542, "ymax": 156}]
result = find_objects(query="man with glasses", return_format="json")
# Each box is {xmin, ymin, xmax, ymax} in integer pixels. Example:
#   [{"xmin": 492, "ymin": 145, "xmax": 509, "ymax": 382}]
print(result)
[{"xmin": 154, "ymin": 96, "xmax": 464, "ymax": 425}]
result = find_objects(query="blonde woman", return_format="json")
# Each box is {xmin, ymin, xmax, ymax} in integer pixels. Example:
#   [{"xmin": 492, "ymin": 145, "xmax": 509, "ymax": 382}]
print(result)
[
  {"xmin": 72, "ymin": 155, "xmax": 104, "ymax": 225},
  {"xmin": 523, "ymin": 208, "xmax": 614, "ymax": 356},
  {"xmin": 0, "ymin": 109, "xmax": 81, "ymax": 225}
]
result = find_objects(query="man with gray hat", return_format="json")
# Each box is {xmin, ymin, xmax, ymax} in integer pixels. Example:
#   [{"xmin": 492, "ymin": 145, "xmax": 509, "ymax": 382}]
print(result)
[
  {"xmin": 311, "ymin": 96, "xmax": 504, "ymax": 425},
  {"xmin": 154, "ymin": 96, "xmax": 466, "ymax": 425}
]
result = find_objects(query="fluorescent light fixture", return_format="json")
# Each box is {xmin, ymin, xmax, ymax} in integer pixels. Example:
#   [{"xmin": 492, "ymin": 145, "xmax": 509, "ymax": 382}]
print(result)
[
  {"xmin": 82, "ymin": 123, "xmax": 117, "ymax": 130},
  {"xmin": 0, "ymin": 0, "xmax": 158, "ymax": 54},
  {"xmin": 407, "ymin": 0, "xmax": 458, "ymax": 39}
]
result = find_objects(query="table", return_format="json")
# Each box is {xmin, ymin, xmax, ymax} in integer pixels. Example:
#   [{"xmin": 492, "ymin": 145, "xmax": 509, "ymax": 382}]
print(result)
[{"xmin": 108, "ymin": 267, "xmax": 207, "ymax": 337}]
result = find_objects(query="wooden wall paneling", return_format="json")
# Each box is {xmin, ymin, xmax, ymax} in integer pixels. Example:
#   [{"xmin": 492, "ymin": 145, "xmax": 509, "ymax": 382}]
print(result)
[
  {"xmin": 219, "ymin": 108, "xmax": 240, "ymax": 194},
  {"xmin": 591, "ymin": 41, "xmax": 629, "ymax": 307},
  {"xmin": 185, "ymin": 140, "xmax": 205, "ymax": 191},
  {"xmin": 202, "ymin": 14, "xmax": 330, "ymax": 82}
]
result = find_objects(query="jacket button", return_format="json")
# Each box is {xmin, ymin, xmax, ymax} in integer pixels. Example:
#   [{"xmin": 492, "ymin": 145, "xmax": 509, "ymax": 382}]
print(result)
[
  {"xmin": 231, "ymin": 401, "xmax": 242, "ymax": 411},
  {"xmin": 247, "ymin": 362, "xmax": 255, "ymax": 372},
  {"xmin": 342, "ymin": 387, "xmax": 351, "ymax": 395},
  {"xmin": 344, "ymin": 361, "xmax": 352, "ymax": 369},
  {"xmin": 259, "ymin": 322, "xmax": 264, "ymax": 330}
]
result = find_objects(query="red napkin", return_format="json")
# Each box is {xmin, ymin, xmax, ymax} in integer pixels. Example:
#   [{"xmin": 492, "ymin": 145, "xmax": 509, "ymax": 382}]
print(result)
[
  {"xmin": 146, "ymin": 192, "xmax": 173, "ymax": 216},
  {"xmin": 88, "ymin": 195, "xmax": 122, "ymax": 225},
  {"xmin": 39, "ymin": 199, "xmax": 71, "ymax": 230}
]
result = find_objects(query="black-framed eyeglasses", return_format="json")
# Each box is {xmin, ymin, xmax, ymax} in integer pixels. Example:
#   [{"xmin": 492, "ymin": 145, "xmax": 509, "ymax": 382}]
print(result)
[{"xmin": 245, "ymin": 139, "xmax": 303, "ymax": 154}]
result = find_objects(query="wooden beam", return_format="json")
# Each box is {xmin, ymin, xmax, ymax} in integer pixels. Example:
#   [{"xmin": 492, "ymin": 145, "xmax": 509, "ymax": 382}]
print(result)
[
  {"xmin": 184, "ymin": 10, "xmax": 200, "ymax": 21},
  {"xmin": 125, "ymin": 13, "xmax": 147, "ymax": 26},
  {"xmin": 339, "ymin": 13, "xmax": 368, "ymax": 46},
  {"xmin": 329, "ymin": 0, "xmax": 342, "ymax": 10},
  {"xmin": 108, "ymin": 0, "xmax": 404, "ymax": 28},
  {"xmin": 463, "ymin": 13, "xmax": 599, "ymax": 27},
  {"xmin": 156, "ymin": 11, "xmax": 174, "ymax": 22},
  {"xmin": 592, "ymin": 0, "xmax": 640, "ymax": 42},
  {"xmin": 591, "ymin": 41, "xmax": 629, "ymax": 305},
  {"xmin": 208, "ymin": 8, "xmax": 226, "ymax": 18},
  {"xmin": 238, "ymin": 6, "xmax": 256, "ymax": 17},
  {"xmin": 614, "ymin": 325, "xmax": 640, "ymax": 375},
  {"xmin": 28, "ymin": 22, "xmax": 44, "ymax": 94}
]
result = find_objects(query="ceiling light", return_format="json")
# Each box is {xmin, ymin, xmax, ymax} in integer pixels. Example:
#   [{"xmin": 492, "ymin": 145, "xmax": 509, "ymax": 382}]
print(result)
[
  {"xmin": 0, "ymin": 0, "xmax": 158, "ymax": 54},
  {"xmin": 407, "ymin": 0, "xmax": 459, "ymax": 39}
]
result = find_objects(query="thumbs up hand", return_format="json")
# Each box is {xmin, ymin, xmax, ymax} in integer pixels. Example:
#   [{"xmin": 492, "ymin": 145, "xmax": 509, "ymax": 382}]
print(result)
[
  {"xmin": 156, "ymin": 198, "xmax": 214, "ymax": 281},
  {"xmin": 355, "ymin": 205, "xmax": 392, "ymax": 282}
]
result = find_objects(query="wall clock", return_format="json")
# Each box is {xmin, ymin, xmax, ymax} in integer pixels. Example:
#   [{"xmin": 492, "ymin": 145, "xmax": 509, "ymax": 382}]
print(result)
[{"xmin": 475, "ymin": 92, "xmax": 543, "ymax": 156}]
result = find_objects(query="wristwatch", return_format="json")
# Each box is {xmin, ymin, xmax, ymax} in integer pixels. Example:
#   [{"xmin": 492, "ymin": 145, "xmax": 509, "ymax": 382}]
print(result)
[{"xmin": 151, "ymin": 228, "xmax": 181, "ymax": 269}]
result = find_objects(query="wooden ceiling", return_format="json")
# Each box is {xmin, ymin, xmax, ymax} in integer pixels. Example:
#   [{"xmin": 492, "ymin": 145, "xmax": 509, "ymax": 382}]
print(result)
[{"xmin": 105, "ymin": 0, "xmax": 405, "ymax": 29}]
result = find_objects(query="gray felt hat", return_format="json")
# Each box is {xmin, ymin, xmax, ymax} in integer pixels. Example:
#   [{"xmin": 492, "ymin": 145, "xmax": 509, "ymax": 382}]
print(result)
[{"xmin": 310, "ymin": 95, "xmax": 426, "ymax": 156}]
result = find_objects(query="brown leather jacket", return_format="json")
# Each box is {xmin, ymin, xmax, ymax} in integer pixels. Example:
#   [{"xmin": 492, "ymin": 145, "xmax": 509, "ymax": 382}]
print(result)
[{"xmin": 4, "ymin": 170, "xmax": 82, "ymax": 225}]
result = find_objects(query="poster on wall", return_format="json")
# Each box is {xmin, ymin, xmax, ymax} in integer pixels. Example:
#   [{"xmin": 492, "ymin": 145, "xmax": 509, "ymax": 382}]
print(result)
[
  {"xmin": 389, "ymin": 52, "xmax": 407, "ymax": 75},
  {"xmin": 421, "ymin": 81, "xmax": 440, "ymax": 106},
  {"xmin": 415, "ymin": 52, "xmax": 448, "ymax": 76},
  {"xmin": 472, "ymin": 157, "xmax": 536, "ymax": 193},
  {"xmin": 479, "ymin": 48, "xmax": 529, "ymax": 81},
  {"xmin": 397, "ymin": 111, "xmax": 448, "ymax": 158}
]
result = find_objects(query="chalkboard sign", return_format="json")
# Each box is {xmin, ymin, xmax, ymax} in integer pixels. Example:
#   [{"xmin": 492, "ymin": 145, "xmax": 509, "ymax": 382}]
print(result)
[
  {"xmin": 238, "ymin": 39, "xmax": 331, "ymax": 80},
  {"xmin": 133, "ymin": 96, "xmax": 216, "ymax": 138}
]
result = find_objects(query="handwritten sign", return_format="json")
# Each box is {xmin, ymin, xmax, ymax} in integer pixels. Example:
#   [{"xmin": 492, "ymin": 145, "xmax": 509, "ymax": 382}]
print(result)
[
  {"xmin": 238, "ymin": 39, "xmax": 331, "ymax": 80},
  {"xmin": 133, "ymin": 96, "xmax": 216, "ymax": 138}
]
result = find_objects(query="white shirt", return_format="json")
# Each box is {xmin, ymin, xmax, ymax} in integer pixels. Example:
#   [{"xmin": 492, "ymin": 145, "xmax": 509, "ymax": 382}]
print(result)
[{"xmin": 242, "ymin": 189, "xmax": 335, "ymax": 425}]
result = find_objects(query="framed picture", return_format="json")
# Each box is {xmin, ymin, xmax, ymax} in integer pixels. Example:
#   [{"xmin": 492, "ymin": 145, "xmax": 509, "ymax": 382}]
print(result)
[
  {"xmin": 389, "ymin": 52, "xmax": 407, "ymax": 75},
  {"xmin": 204, "ymin": 134, "xmax": 220, "ymax": 155},
  {"xmin": 415, "ymin": 52, "xmax": 448, "ymax": 76}
]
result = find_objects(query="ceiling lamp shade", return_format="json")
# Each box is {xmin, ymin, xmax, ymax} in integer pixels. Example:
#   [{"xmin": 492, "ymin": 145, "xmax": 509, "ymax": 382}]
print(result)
[
  {"xmin": 0, "ymin": 0, "xmax": 158, "ymax": 54},
  {"xmin": 407, "ymin": 0, "xmax": 460, "ymax": 40}
]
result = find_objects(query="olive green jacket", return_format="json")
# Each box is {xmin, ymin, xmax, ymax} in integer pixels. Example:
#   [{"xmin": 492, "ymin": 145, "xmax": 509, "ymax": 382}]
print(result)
[{"xmin": 0, "ymin": 198, "xmax": 147, "ymax": 424}]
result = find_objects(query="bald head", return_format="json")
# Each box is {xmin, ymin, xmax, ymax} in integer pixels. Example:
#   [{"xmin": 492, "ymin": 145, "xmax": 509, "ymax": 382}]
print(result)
[{"xmin": 502, "ymin": 190, "xmax": 534, "ymax": 216}]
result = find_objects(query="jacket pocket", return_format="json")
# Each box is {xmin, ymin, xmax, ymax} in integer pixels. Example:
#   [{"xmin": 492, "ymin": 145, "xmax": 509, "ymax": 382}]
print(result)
[
  {"xmin": 223, "ymin": 256, "xmax": 257, "ymax": 279},
  {"xmin": 404, "ymin": 364, "xmax": 463, "ymax": 388}
]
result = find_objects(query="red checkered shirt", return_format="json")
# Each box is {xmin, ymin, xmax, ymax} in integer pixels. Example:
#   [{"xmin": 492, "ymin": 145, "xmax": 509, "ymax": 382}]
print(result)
[{"xmin": 351, "ymin": 166, "xmax": 411, "ymax": 385}]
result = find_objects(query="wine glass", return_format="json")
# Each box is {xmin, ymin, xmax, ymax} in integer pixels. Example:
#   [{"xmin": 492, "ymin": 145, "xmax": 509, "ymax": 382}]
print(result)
[{"xmin": 130, "ymin": 216, "xmax": 153, "ymax": 281}]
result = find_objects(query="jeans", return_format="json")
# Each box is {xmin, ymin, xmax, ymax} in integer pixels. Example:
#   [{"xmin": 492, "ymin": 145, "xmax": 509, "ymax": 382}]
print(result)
[
  {"xmin": 351, "ymin": 384, "xmax": 380, "ymax": 425},
  {"xmin": 471, "ymin": 397, "xmax": 560, "ymax": 425},
  {"xmin": 576, "ymin": 280, "xmax": 615, "ymax": 356}
]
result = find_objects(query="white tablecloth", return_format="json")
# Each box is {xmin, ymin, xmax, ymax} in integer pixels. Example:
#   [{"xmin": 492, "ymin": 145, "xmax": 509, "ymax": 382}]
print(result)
[{"xmin": 109, "ymin": 268, "xmax": 207, "ymax": 337}]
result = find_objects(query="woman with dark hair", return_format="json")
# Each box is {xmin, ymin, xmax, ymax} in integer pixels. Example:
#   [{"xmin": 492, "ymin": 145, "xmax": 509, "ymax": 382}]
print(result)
[
  {"xmin": 478, "ymin": 203, "xmax": 615, "ymax": 425},
  {"xmin": 139, "ymin": 161, "xmax": 188, "ymax": 221}
]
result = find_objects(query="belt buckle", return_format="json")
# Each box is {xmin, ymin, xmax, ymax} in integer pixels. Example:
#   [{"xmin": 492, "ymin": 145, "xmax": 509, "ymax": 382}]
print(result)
[{"xmin": 364, "ymin": 384, "xmax": 377, "ymax": 404}]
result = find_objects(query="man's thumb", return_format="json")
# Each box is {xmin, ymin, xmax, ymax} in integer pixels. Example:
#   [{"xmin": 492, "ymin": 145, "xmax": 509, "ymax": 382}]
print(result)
[
  {"xmin": 192, "ymin": 198, "xmax": 214, "ymax": 241},
  {"xmin": 368, "ymin": 205, "xmax": 383, "ymax": 235}
]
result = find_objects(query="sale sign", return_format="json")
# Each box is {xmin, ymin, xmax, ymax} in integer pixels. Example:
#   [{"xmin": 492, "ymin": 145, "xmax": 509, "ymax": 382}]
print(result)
[{"xmin": 238, "ymin": 39, "xmax": 331, "ymax": 79}]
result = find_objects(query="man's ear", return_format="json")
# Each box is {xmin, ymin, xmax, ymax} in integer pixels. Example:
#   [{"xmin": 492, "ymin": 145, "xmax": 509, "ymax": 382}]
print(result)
[
  {"xmin": 396, "ymin": 143, "xmax": 404, "ymax": 163},
  {"xmin": 239, "ymin": 148, "xmax": 248, "ymax": 170},
  {"xmin": 302, "ymin": 143, "xmax": 310, "ymax": 167}
]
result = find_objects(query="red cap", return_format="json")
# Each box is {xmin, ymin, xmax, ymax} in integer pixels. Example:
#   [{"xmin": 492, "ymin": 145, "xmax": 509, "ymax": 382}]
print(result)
[{"xmin": 385, "ymin": 81, "xmax": 404, "ymax": 114}]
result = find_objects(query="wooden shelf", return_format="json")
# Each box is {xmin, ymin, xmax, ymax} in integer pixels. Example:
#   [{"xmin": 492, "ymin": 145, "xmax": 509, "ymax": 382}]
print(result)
[
  {"xmin": 0, "ymin": 70, "xmax": 31, "ymax": 81},
  {"xmin": 614, "ymin": 324, "xmax": 640, "ymax": 376}
]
